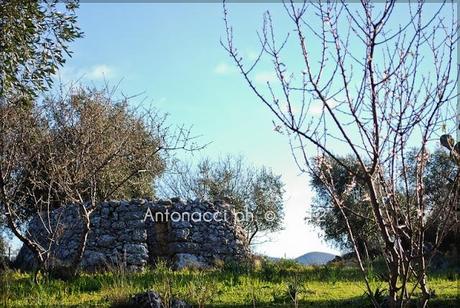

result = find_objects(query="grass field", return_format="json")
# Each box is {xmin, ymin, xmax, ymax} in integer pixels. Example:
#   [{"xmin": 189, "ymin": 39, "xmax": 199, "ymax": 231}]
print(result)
[{"xmin": 1, "ymin": 260, "xmax": 458, "ymax": 307}]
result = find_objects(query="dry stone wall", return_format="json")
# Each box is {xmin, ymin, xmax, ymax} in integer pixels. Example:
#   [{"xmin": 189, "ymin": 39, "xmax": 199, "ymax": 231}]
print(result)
[{"xmin": 15, "ymin": 198, "xmax": 250, "ymax": 271}]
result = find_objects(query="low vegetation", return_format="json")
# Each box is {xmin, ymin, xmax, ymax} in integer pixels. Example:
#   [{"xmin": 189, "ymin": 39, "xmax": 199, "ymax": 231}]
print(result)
[{"xmin": 1, "ymin": 259, "xmax": 458, "ymax": 307}]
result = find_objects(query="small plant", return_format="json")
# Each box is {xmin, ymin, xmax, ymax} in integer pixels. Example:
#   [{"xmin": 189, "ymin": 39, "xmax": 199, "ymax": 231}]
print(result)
[
  {"xmin": 0, "ymin": 268, "xmax": 13, "ymax": 306},
  {"xmin": 154, "ymin": 260, "xmax": 176, "ymax": 308},
  {"xmin": 101, "ymin": 256, "xmax": 136, "ymax": 306},
  {"xmin": 286, "ymin": 274, "xmax": 306, "ymax": 308},
  {"xmin": 223, "ymin": 259, "xmax": 252, "ymax": 275},
  {"xmin": 260, "ymin": 259, "xmax": 278, "ymax": 282},
  {"xmin": 242, "ymin": 274, "xmax": 269, "ymax": 308},
  {"xmin": 213, "ymin": 258, "xmax": 225, "ymax": 270},
  {"xmin": 365, "ymin": 286, "xmax": 387, "ymax": 306},
  {"xmin": 270, "ymin": 274, "xmax": 307, "ymax": 306},
  {"xmin": 186, "ymin": 271, "xmax": 216, "ymax": 308}
]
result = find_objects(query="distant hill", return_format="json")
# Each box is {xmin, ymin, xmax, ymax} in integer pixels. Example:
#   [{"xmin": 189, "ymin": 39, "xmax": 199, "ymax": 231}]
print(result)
[
  {"xmin": 264, "ymin": 256, "xmax": 281, "ymax": 262},
  {"xmin": 260, "ymin": 251, "xmax": 338, "ymax": 265},
  {"xmin": 294, "ymin": 251, "xmax": 337, "ymax": 265}
]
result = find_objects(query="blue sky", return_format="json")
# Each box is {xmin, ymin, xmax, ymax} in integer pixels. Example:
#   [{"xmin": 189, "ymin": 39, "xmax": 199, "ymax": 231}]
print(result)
[
  {"xmin": 56, "ymin": 2, "xmax": 339, "ymax": 258},
  {"xmin": 49, "ymin": 2, "xmax": 457, "ymax": 258}
]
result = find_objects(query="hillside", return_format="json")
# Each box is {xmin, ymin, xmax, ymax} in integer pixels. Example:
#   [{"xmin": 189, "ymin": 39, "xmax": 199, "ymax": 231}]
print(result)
[{"xmin": 295, "ymin": 251, "xmax": 337, "ymax": 265}]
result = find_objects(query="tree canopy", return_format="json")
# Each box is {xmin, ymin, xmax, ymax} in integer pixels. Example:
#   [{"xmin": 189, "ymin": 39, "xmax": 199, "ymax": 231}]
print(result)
[
  {"xmin": 309, "ymin": 149, "xmax": 458, "ymax": 258},
  {"xmin": 1, "ymin": 0, "xmax": 82, "ymax": 100},
  {"xmin": 159, "ymin": 155, "xmax": 285, "ymax": 244}
]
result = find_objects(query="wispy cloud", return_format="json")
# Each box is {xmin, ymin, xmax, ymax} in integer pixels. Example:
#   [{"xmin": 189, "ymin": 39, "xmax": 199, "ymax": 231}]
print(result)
[
  {"xmin": 86, "ymin": 64, "xmax": 115, "ymax": 80},
  {"xmin": 55, "ymin": 64, "xmax": 117, "ymax": 84},
  {"xmin": 309, "ymin": 100, "xmax": 338, "ymax": 116},
  {"xmin": 254, "ymin": 71, "xmax": 277, "ymax": 84},
  {"xmin": 213, "ymin": 62, "xmax": 237, "ymax": 75}
]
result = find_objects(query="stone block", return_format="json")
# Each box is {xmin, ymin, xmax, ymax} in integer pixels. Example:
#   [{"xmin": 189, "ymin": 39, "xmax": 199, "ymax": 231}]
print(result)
[
  {"xmin": 168, "ymin": 242, "xmax": 199, "ymax": 254},
  {"xmin": 173, "ymin": 253, "xmax": 208, "ymax": 270}
]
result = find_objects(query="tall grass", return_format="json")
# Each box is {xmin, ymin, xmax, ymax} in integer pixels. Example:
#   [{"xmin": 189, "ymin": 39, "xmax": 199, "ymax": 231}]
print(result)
[{"xmin": 1, "ymin": 258, "xmax": 458, "ymax": 307}]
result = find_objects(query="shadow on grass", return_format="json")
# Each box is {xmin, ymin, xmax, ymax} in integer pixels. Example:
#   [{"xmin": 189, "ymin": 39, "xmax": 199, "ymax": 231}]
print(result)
[
  {"xmin": 203, "ymin": 297, "xmax": 460, "ymax": 308},
  {"xmin": 207, "ymin": 297, "xmax": 371, "ymax": 307}
]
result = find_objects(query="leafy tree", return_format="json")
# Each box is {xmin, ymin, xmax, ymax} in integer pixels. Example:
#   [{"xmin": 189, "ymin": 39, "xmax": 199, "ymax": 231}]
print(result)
[
  {"xmin": 418, "ymin": 148, "xmax": 459, "ymax": 254},
  {"xmin": 309, "ymin": 149, "xmax": 458, "ymax": 259},
  {"xmin": 159, "ymin": 155, "xmax": 285, "ymax": 244},
  {"xmin": 0, "ymin": 0, "xmax": 82, "ymax": 100},
  {"xmin": 309, "ymin": 156, "xmax": 380, "ymax": 259}
]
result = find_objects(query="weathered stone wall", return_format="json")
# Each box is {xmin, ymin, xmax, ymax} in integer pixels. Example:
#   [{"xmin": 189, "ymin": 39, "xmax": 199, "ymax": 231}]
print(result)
[{"xmin": 15, "ymin": 198, "xmax": 250, "ymax": 271}]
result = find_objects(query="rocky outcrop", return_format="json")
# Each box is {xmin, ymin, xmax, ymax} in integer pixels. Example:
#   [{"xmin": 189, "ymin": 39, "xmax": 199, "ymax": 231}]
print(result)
[{"xmin": 15, "ymin": 198, "xmax": 250, "ymax": 271}]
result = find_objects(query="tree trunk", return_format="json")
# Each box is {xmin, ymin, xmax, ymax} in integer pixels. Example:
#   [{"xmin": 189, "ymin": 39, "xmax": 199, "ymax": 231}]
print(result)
[
  {"xmin": 2, "ymin": 197, "xmax": 46, "ymax": 281},
  {"xmin": 68, "ymin": 204, "xmax": 92, "ymax": 278},
  {"xmin": 388, "ymin": 262, "xmax": 399, "ymax": 308}
]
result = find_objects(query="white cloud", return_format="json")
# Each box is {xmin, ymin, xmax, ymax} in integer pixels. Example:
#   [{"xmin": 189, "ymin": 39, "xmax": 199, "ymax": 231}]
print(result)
[
  {"xmin": 86, "ymin": 64, "xmax": 115, "ymax": 80},
  {"xmin": 54, "ymin": 64, "xmax": 117, "ymax": 84},
  {"xmin": 254, "ymin": 71, "xmax": 277, "ymax": 84},
  {"xmin": 213, "ymin": 62, "xmax": 237, "ymax": 75},
  {"xmin": 308, "ymin": 99, "xmax": 339, "ymax": 116}
]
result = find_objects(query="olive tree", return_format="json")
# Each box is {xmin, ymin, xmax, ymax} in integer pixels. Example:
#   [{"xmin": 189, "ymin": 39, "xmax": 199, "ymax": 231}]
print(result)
[
  {"xmin": 309, "ymin": 155, "xmax": 380, "ymax": 259},
  {"xmin": 1, "ymin": 0, "xmax": 82, "ymax": 100},
  {"xmin": 158, "ymin": 155, "xmax": 285, "ymax": 245},
  {"xmin": 309, "ymin": 149, "xmax": 458, "ymax": 260}
]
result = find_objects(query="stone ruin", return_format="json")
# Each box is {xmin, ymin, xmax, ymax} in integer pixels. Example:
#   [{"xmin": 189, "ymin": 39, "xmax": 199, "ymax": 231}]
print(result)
[{"xmin": 15, "ymin": 198, "xmax": 250, "ymax": 271}]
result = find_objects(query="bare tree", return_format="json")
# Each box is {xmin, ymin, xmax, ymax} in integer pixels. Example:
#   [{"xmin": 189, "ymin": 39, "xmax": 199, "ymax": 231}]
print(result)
[
  {"xmin": 0, "ymin": 85, "xmax": 201, "ymax": 279},
  {"xmin": 223, "ymin": 1, "xmax": 459, "ymax": 307}
]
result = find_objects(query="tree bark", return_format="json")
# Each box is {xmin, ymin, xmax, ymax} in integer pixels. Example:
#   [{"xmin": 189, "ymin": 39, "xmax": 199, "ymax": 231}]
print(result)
[{"xmin": 68, "ymin": 204, "xmax": 92, "ymax": 278}]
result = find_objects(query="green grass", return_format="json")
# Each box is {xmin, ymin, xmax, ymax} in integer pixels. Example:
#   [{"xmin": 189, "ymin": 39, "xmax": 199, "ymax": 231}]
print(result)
[{"xmin": 1, "ymin": 260, "xmax": 458, "ymax": 307}]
